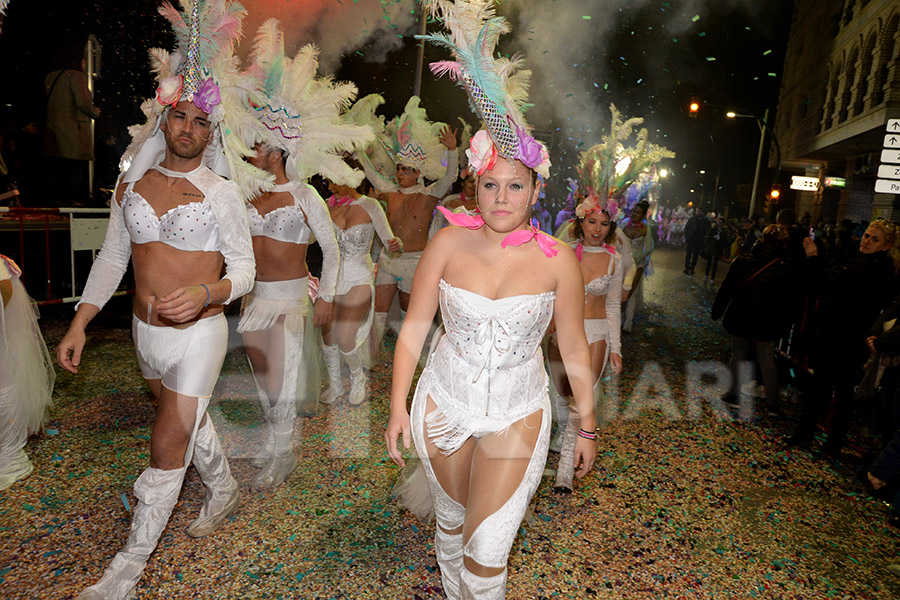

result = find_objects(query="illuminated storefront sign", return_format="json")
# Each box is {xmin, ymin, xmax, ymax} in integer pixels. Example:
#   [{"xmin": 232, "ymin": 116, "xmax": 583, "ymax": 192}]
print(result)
[{"xmin": 790, "ymin": 176, "xmax": 820, "ymax": 191}]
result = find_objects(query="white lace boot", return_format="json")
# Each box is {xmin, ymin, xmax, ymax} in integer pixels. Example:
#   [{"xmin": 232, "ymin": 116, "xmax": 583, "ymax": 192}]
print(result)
[
  {"xmin": 77, "ymin": 466, "xmax": 187, "ymax": 600},
  {"xmin": 187, "ymin": 418, "xmax": 240, "ymax": 538},
  {"xmin": 460, "ymin": 567, "xmax": 508, "ymax": 600},
  {"xmin": 435, "ymin": 527, "xmax": 464, "ymax": 600},
  {"xmin": 319, "ymin": 344, "xmax": 343, "ymax": 404},
  {"xmin": 554, "ymin": 405, "xmax": 578, "ymax": 492},
  {"xmin": 250, "ymin": 382, "xmax": 272, "ymax": 468},
  {"xmin": 341, "ymin": 346, "xmax": 367, "ymax": 406},
  {"xmin": 549, "ymin": 389, "xmax": 570, "ymax": 454},
  {"xmin": 251, "ymin": 414, "xmax": 296, "ymax": 489},
  {"xmin": 372, "ymin": 311, "xmax": 388, "ymax": 358}
]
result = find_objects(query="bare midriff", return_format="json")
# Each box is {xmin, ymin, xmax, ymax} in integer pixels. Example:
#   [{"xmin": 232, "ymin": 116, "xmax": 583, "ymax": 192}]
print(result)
[
  {"xmin": 131, "ymin": 242, "xmax": 225, "ymax": 326},
  {"xmin": 252, "ymin": 236, "xmax": 308, "ymax": 281}
]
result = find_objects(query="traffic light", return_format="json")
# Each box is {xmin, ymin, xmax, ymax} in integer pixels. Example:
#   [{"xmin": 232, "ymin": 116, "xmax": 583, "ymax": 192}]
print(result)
[
  {"xmin": 689, "ymin": 97, "xmax": 700, "ymax": 118},
  {"xmin": 770, "ymin": 183, "xmax": 781, "ymax": 200}
]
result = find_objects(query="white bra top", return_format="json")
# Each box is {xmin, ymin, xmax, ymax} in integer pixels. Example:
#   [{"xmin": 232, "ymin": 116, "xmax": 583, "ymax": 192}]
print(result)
[
  {"xmin": 121, "ymin": 183, "xmax": 219, "ymax": 252},
  {"xmin": 583, "ymin": 247, "xmax": 616, "ymax": 297},
  {"xmin": 247, "ymin": 183, "xmax": 310, "ymax": 244}
]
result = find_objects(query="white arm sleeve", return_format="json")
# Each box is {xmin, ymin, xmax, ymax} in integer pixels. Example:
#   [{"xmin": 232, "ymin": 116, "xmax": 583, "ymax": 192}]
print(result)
[
  {"xmin": 358, "ymin": 151, "xmax": 398, "ymax": 194},
  {"xmin": 605, "ymin": 253, "xmax": 624, "ymax": 355},
  {"xmin": 207, "ymin": 180, "xmax": 256, "ymax": 304},
  {"xmin": 424, "ymin": 149, "xmax": 458, "ymax": 199},
  {"xmin": 356, "ymin": 196, "xmax": 396, "ymax": 246},
  {"xmin": 297, "ymin": 184, "xmax": 340, "ymax": 302},
  {"xmin": 615, "ymin": 228, "xmax": 637, "ymax": 291},
  {"xmin": 76, "ymin": 191, "xmax": 132, "ymax": 311}
]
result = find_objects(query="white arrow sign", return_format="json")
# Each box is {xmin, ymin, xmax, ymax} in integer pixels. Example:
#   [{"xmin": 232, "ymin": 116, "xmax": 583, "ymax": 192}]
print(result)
[
  {"xmin": 883, "ymin": 149, "xmax": 900, "ymax": 164},
  {"xmin": 886, "ymin": 134, "xmax": 900, "ymax": 148},
  {"xmin": 889, "ymin": 119, "xmax": 900, "ymax": 132},
  {"xmin": 878, "ymin": 164, "xmax": 900, "ymax": 180},
  {"xmin": 876, "ymin": 179, "xmax": 900, "ymax": 194}
]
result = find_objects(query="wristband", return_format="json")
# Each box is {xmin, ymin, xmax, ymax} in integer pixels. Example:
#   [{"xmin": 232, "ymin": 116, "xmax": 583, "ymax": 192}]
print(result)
[
  {"xmin": 201, "ymin": 284, "xmax": 210, "ymax": 308},
  {"xmin": 577, "ymin": 428, "xmax": 597, "ymax": 441}
]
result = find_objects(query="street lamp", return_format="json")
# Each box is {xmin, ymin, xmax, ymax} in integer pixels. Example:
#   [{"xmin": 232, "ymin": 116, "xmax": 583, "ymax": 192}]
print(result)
[{"xmin": 726, "ymin": 109, "xmax": 782, "ymax": 218}]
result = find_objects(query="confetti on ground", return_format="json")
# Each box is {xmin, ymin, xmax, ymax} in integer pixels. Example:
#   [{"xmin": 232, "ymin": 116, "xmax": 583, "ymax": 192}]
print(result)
[{"xmin": 2, "ymin": 248, "xmax": 898, "ymax": 599}]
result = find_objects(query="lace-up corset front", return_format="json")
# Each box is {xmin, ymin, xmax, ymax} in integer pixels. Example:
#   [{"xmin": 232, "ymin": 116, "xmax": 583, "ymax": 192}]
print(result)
[
  {"xmin": 425, "ymin": 279, "xmax": 554, "ymax": 422},
  {"xmin": 334, "ymin": 222, "xmax": 376, "ymax": 294}
]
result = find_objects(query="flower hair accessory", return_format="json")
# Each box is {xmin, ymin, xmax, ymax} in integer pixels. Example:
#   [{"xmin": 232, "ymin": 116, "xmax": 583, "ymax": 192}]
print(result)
[
  {"xmin": 575, "ymin": 195, "xmax": 602, "ymax": 219},
  {"xmin": 421, "ymin": 0, "xmax": 551, "ymax": 179}
]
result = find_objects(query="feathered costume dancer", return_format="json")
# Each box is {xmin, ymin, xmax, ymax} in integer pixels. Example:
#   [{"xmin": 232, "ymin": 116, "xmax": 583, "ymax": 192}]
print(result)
[
  {"xmin": 390, "ymin": 2, "xmax": 558, "ymax": 598},
  {"xmin": 70, "ymin": 2, "xmax": 260, "ymax": 598},
  {"xmin": 0, "ymin": 256, "xmax": 54, "ymax": 491},
  {"xmin": 554, "ymin": 104, "xmax": 673, "ymax": 331},
  {"xmin": 353, "ymin": 94, "xmax": 459, "ymax": 355},
  {"xmin": 236, "ymin": 19, "xmax": 373, "ymax": 486}
]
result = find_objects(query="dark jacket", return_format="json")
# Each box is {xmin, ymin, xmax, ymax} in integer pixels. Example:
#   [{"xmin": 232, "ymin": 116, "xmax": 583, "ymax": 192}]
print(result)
[
  {"xmin": 870, "ymin": 292, "xmax": 900, "ymax": 354},
  {"xmin": 712, "ymin": 242, "xmax": 797, "ymax": 341},
  {"xmin": 807, "ymin": 250, "xmax": 897, "ymax": 348},
  {"xmin": 704, "ymin": 224, "xmax": 733, "ymax": 259},
  {"xmin": 684, "ymin": 215, "xmax": 710, "ymax": 248}
]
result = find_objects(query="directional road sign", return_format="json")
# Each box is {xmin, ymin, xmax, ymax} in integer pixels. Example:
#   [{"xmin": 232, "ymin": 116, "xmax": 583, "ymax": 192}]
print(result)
[
  {"xmin": 883, "ymin": 149, "xmax": 900, "ymax": 164},
  {"xmin": 878, "ymin": 164, "xmax": 900, "ymax": 180},
  {"xmin": 876, "ymin": 179, "xmax": 900, "ymax": 194}
]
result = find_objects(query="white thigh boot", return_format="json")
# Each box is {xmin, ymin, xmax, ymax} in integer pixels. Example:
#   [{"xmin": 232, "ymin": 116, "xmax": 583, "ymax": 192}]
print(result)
[
  {"xmin": 341, "ymin": 346, "xmax": 367, "ymax": 406},
  {"xmin": 77, "ymin": 466, "xmax": 187, "ymax": 600},
  {"xmin": 435, "ymin": 527, "xmax": 464, "ymax": 600},
  {"xmin": 460, "ymin": 567, "xmax": 508, "ymax": 600},
  {"xmin": 554, "ymin": 406, "xmax": 578, "ymax": 492},
  {"xmin": 549, "ymin": 389, "xmax": 570, "ymax": 454},
  {"xmin": 187, "ymin": 417, "xmax": 240, "ymax": 538},
  {"xmin": 319, "ymin": 344, "xmax": 343, "ymax": 404},
  {"xmin": 372, "ymin": 311, "xmax": 388, "ymax": 355},
  {"xmin": 249, "ymin": 371, "xmax": 272, "ymax": 468}
]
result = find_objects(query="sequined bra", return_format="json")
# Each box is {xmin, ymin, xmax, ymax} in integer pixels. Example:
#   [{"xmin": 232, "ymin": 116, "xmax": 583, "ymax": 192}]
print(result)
[
  {"xmin": 247, "ymin": 203, "xmax": 310, "ymax": 244},
  {"xmin": 121, "ymin": 183, "xmax": 219, "ymax": 252}
]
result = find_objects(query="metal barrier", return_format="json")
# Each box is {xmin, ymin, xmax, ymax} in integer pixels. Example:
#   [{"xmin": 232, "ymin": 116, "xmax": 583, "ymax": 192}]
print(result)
[{"xmin": 0, "ymin": 206, "xmax": 131, "ymax": 306}]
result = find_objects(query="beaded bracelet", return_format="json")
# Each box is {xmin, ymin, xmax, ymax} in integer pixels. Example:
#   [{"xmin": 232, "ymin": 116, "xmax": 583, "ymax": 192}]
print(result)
[
  {"xmin": 201, "ymin": 284, "xmax": 210, "ymax": 308},
  {"xmin": 577, "ymin": 428, "xmax": 597, "ymax": 441}
]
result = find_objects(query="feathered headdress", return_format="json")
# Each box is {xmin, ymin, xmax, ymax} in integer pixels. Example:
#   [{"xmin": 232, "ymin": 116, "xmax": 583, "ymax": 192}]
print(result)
[
  {"xmin": 242, "ymin": 19, "xmax": 375, "ymax": 187},
  {"xmin": 576, "ymin": 104, "xmax": 674, "ymax": 219},
  {"xmin": 120, "ymin": 0, "xmax": 270, "ymax": 198},
  {"xmin": 380, "ymin": 97, "xmax": 448, "ymax": 181},
  {"xmin": 420, "ymin": 0, "xmax": 550, "ymax": 179}
]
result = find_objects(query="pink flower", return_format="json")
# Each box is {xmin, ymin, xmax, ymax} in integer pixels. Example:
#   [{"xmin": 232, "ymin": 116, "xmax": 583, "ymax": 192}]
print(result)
[
  {"xmin": 193, "ymin": 78, "xmax": 221, "ymax": 114},
  {"xmin": 466, "ymin": 129, "xmax": 498, "ymax": 176},
  {"xmin": 156, "ymin": 75, "xmax": 183, "ymax": 107}
]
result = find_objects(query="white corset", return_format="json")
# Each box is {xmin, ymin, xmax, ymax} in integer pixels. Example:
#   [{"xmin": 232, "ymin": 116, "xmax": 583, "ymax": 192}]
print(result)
[
  {"xmin": 422, "ymin": 280, "xmax": 554, "ymax": 433},
  {"xmin": 334, "ymin": 222, "xmax": 376, "ymax": 295}
]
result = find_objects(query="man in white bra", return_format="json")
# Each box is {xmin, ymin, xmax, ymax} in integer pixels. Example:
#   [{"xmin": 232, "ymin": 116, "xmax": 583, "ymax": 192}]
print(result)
[
  {"xmin": 56, "ymin": 2, "xmax": 258, "ymax": 598},
  {"xmin": 357, "ymin": 97, "xmax": 458, "ymax": 349}
]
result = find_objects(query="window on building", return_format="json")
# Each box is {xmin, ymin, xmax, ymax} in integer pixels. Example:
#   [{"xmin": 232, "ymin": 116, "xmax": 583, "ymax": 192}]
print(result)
[
  {"xmin": 854, "ymin": 30, "xmax": 878, "ymax": 116},
  {"xmin": 875, "ymin": 14, "xmax": 899, "ymax": 106},
  {"xmin": 839, "ymin": 46, "xmax": 859, "ymax": 123},
  {"xmin": 842, "ymin": 0, "xmax": 855, "ymax": 26}
]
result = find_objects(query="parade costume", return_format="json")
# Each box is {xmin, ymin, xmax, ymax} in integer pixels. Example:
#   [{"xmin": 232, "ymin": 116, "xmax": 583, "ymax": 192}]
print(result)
[
  {"xmin": 353, "ymin": 94, "xmax": 458, "ymax": 344},
  {"xmin": 554, "ymin": 242, "xmax": 622, "ymax": 491},
  {"xmin": 412, "ymin": 2, "xmax": 555, "ymax": 596},
  {"xmin": 0, "ymin": 256, "xmax": 55, "ymax": 491},
  {"xmin": 238, "ymin": 20, "xmax": 369, "ymax": 482},
  {"xmin": 75, "ymin": 2, "xmax": 258, "ymax": 598},
  {"xmin": 320, "ymin": 194, "xmax": 398, "ymax": 404}
]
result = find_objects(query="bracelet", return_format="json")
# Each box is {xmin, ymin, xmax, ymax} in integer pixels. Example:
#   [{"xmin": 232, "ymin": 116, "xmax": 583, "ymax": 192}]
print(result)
[
  {"xmin": 577, "ymin": 428, "xmax": 597, "ymax": 441},
  {"xmin": 200, "ymin": 284, "xmax": 210, "ymax": 308}
]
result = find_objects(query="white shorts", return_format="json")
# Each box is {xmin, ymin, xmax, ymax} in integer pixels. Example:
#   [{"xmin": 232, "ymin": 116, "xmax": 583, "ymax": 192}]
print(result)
[
  {"xmin": 132, "ymin": 313, "xmax": 227, "ymax": 398},
  {"xmin": 375, "ymin": 251, "xmax": 422, "ymax": 294}
]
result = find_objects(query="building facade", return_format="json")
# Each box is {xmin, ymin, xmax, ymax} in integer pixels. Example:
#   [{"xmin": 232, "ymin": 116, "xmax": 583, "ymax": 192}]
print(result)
[{"xmin": 775, "ymin": 0, "xmax": 900, "ymax": 222}]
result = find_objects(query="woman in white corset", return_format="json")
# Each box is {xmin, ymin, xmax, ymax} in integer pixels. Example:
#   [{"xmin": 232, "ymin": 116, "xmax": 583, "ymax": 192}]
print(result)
[
  {"xmin": 321, "ymin": 181, "xmax": 402, "ymax": 405},
  {"xmin": 385, "ymin": 133, "xmax": 596, "ymax": 598},
  {"xmin": 549, "ymin": 196, "xmax": 624, "ymax": 492}
]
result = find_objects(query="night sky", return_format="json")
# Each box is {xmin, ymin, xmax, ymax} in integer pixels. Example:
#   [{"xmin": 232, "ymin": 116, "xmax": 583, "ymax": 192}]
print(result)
[{"xmin": 0, "ymin": 0, "xmax": 794, "ymax": 216}]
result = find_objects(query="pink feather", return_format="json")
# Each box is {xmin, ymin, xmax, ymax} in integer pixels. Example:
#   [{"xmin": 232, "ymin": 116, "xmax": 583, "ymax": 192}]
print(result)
[
  {"xmin": 500, "ymin": 229, "xmax": 534, "ymax": 249},
  {"xmin": 437, "ymin": 206, "xmax": 484, "ymax": 230},
  {"xmin": 158, "ymin": 2, "xmax": 186, "ymax": 30},
  {"xmin": 429, "ymin": 61, "xmax": 462, "ymax": 81}
]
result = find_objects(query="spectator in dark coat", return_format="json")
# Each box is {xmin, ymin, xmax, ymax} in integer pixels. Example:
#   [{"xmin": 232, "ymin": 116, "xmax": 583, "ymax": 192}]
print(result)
[
  {"xmin": 788, "ymin": 219, "xmax": 899, "ymax": 455},
  {"xmin": 713, "ymin": 224, "xmax": 798, "ymax": 416},
  {"xmin": 683, "ymin": 210, "xmax": 710, "ymax": 275},
  {"xmin": 703, "ymin": 217, "xmax": 733, "ymax": 283},
  {"xmin": 740, "ymin": 215, "xmax": 766, "ymax": 254}
]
